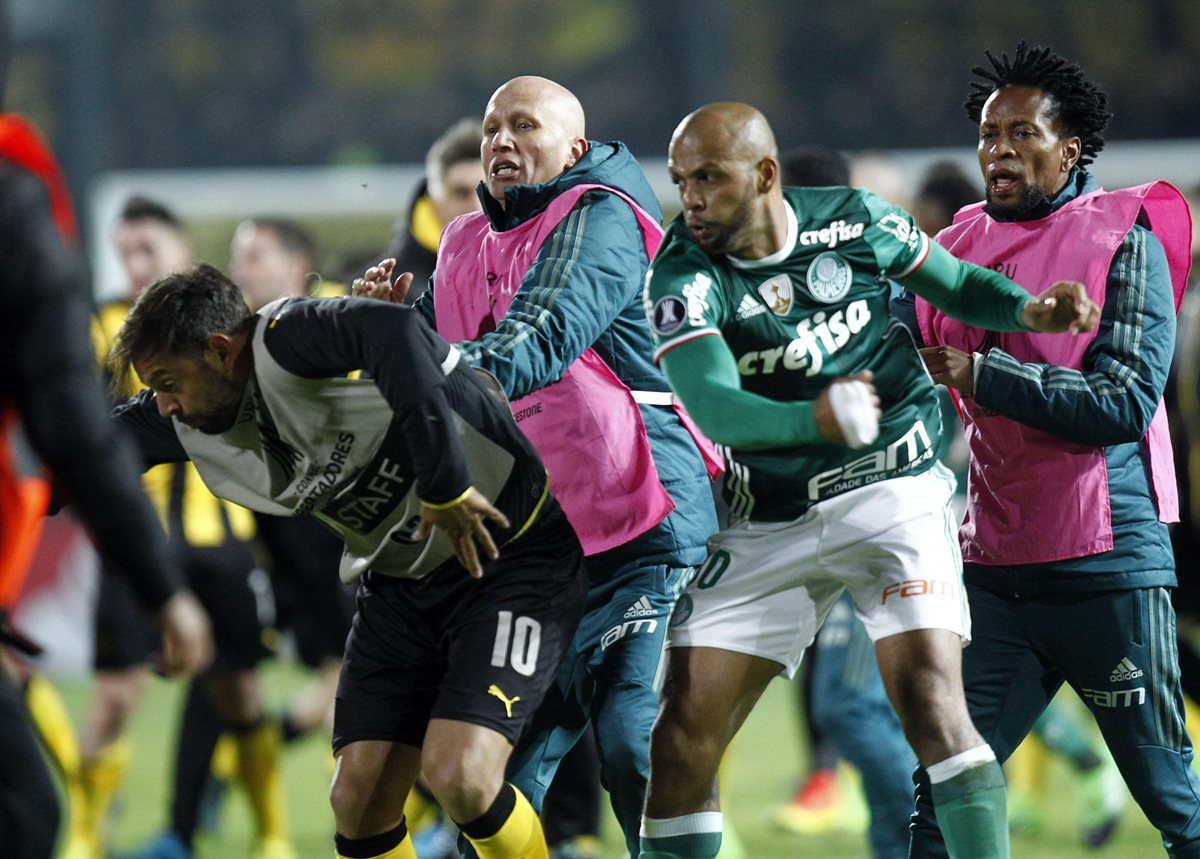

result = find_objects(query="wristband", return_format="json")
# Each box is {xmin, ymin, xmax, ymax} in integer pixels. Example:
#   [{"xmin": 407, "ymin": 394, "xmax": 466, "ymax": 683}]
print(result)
[{"xmin": 828, "ymin": 380, "xmax": 879, "ymax": 449}]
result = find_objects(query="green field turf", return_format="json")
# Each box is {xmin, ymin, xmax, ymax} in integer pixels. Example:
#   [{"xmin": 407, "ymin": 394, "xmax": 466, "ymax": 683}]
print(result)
[{"xmin": 50, "ymin": 662, "xmax": 1169, "ymax": 858}]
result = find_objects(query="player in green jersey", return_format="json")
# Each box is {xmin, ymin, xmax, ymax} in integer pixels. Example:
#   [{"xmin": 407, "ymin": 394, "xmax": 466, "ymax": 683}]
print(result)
[{"xmin": 636, "ymin": 102, "xmax": 1098, "ymax": 859}]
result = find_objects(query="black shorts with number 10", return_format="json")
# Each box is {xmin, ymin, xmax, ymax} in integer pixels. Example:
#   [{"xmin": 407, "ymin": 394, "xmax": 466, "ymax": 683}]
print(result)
[{"xmin": 332, "ymin": 498, "xmax": 586, "ymax": 751}]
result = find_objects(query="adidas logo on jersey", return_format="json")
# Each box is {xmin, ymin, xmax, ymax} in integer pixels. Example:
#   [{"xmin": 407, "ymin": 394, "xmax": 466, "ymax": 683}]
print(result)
[
  {"xmin": 1110, "ymin": 657, "xmax": 1144, "ymax": 682},
  {"xmin": 624, "ymin": 596, "xmax": 657, "ymax": 618},
  {"xmin": 735, "ymin": 293, "xmax": 768, "ymax": 320}
]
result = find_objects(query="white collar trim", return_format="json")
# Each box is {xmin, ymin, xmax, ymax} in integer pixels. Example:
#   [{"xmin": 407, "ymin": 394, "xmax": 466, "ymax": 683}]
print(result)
[{"xmin": 729, "ymin": 202, "xmax": 797, "ymax": 270}]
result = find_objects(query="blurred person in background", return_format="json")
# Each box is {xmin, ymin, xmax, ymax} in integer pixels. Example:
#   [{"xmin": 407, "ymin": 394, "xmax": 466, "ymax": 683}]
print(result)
[
  {"xmin": 0, "ymin": 14, "xmax": 212, "ymax": 852},
  {"xmin": 69, "ymin": 196, "xmax": 204, "ymax": 859},
  {"xmin": 383, "ymin": 117, "xmax": 485, "ymax": 303},
  {"xmin": 913, "ymin": 41, "xmax": 1199, "ymax": 858},
  {"xmin": 100, "ymin": 200, "xmax": 293, "ymax": 859},
  {"xmin": 232, "ymin": 216, "xmax": 331, "ymax": 310},
  {"xmin": 911, "ymin": 161, "xmax": 980, "ymax": 237},
  {"xmin": 372, "ymin": 121, "xmax": 488, "ymax": 859},
  {"xmin": 228, "ymin": 215, "xmax": 355, "ymax": 747},
  {"xmin": 850, "ymin": 151, "xmax": 912, "ymax": 210}
]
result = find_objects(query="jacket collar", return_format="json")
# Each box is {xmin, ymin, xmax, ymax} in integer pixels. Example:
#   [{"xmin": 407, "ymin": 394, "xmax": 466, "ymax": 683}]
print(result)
[{"xmin": 475, "ymin": 141, "xmax": 659, "ymax": 232}]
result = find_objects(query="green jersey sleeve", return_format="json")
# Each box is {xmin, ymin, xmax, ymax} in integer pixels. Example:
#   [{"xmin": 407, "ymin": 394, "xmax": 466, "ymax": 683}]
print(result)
[
  {"xmin": 643, "ymin": 224, "xmax": 824, "ymax": 450},
  {"xmin": 644, "ymin": 230, "xmax": 729, "ymax": 363},
  {"xmin": 857, "ymin": 191, "xmax": 1029, "ymax": 331},
  {"xmin": 859, "ymin": 191, "xmax": 933, "ymax": 278}
]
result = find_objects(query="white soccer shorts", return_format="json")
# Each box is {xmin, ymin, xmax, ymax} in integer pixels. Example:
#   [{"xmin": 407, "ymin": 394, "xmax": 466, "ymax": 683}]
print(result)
[{"xmin": 667, "ymin": 463, "xmax": 968, "ymax": 678}]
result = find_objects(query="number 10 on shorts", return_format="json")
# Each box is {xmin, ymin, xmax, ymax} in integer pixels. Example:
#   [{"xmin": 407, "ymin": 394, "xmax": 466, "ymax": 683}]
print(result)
[{"xmin": 490, "ymin": 610, "xmax": 542, "ymax": 677}]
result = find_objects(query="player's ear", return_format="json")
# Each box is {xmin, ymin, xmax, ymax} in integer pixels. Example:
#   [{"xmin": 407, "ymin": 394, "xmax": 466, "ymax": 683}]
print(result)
[
  {"xmin": 565, "ymin": 136, "xmax": 588, "ymax": 170},
  {"xmin": 1060, "ymin": 135, "xmax": 1082, "ymax": 174},
  {"xmin": 205, "ymin": 333, "xmax": 234, "ymax": 369},
  {"xmin": 757, "ymin": 156, "xmax": 779, "ymax": 193}
]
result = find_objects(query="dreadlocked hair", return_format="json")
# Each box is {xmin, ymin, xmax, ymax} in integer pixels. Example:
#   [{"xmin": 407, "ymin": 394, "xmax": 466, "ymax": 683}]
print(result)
[{"xmin": 964, "ymin": 40, "xmax": 1111, "ymax": 168}]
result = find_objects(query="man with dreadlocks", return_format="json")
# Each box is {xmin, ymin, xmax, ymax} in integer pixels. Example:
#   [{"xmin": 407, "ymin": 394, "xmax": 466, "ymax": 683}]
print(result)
[{"xmin": 912, "ymin": 42, "xmax": 1199, "ymax": 856}]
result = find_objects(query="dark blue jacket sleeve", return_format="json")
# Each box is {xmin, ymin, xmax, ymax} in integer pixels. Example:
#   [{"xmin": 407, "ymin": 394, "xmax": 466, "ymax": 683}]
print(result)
[
  {"xmin": 974, "ymin": 226, "xmax": 1174, "ymax": 445},
  {"xmin": 454, "ymin": 190, "xmax": 647, "ymax": 400}
]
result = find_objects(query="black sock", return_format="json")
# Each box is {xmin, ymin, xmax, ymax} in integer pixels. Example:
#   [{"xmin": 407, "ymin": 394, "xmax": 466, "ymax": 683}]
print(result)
[
  {"xmin": 334, "ymin": 820, "xmax": 408, "ymax": 858},
  {"xmin": 169, "ymin": 678, "xmax": 225, "ymax": 842},
  {"xmin": 459, "ymin": 784, "xmax": 516, "ymax": 838}
]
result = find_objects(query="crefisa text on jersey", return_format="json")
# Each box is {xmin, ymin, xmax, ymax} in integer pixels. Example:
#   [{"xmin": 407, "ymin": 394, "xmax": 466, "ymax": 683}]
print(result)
[
  {"xmin": 737, "ymin": 300, "xmax": 871, "ymax": 377},
  {"xmin": 799, "ymin": 219, "xmax": 865, "ymax": 249}
]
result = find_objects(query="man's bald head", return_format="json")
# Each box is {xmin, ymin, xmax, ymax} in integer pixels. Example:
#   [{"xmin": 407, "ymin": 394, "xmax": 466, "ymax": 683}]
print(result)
[
  {"xmin": 667, "ymin": 102, "xmax": 786, "ymax": 259},
  {"xmin": 487, "ymin": 76, "xmax": 586, "ymax": 139},
  {"xmin": 670, "ymin": 102, "xmax": 778, "ymax": 167},
  {"xmin": 482, "ymin": 76, "xmax": 589, "ymax": 207}
]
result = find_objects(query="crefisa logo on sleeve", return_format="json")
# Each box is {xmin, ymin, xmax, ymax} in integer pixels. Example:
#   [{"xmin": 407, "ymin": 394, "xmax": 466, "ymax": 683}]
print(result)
[{"xmin": 653, "ymin": 295, "xmax": 687, "ymax": 335}]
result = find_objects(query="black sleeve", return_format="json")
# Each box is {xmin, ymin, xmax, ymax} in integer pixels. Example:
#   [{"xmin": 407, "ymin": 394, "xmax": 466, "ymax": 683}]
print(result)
[
  {"xmin": 0, "ymin": 168, "xmax": 180, "ymax": 609},
  {"xmin": 261, "ymin": 297, "xmax": 474, "ymax": 506},
  {"xmin": 112, "ymin": 389, "xmax": 191, "ymax": 466}
]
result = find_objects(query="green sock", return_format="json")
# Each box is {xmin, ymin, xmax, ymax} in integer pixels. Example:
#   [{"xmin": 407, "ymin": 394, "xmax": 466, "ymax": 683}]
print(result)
[
  {"xmin": 640, "ymin": 813, "xmax": 723, "ymax": 859},
  {"xmin": 639, "ymin": 838, "xmax": 722, "ymax": 859},
  {"xmin": 930, "ymin": 761, "xmax": 1010, "ymax": 859},
  {"xmin": 1033, "ymin": 703, "xmax": 1101, "ymax": 769}
]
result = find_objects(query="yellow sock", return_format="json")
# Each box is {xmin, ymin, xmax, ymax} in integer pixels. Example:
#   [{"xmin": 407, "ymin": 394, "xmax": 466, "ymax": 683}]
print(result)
[
  {"xmin": 403, "ymin": 783, "xmax": 442, "ymax": 834},
  {"xmin": 235, "ymin": 720, "xmax": 289, "ymax": 843},
  {"xmin": 80, "ymin": 738, "xmax": 131, "ymax": 847},
  {"xmin": 1005, "ymin": 734, "xmax": 1047, "ymax": 795},
  {"xmin": 212, "ymin": 732, "xmax": 239, "ymax": 781},
  {"xmin": 25, "ymin": 675, "xmax": 89, "ymax": 846},
  {"xmin": 463, "ymin": 785, "xmax": 547, "ymax": 859},
  {"xmin": 335, "ymin": 823, "xmax": 417, "ymax": 858}
]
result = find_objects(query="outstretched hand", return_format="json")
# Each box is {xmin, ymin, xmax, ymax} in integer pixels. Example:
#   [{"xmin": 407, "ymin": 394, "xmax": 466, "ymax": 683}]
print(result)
[
  {"xmin": 351, "ymin": 258, "xmax": 414, "ymax": 304},
  {"xmin": 813, "ymin": 371, "xmax": 881, "ymax": 448},
  {"xmin": 919, "ymin": 344, "xmax": 975, "ymax": 394},
  {"xmin": 414, "ymin": 488, "xmax": 511, "ymax": 578},
  {"xmin": 1020, "ymin": 280, "xmax": 1099, "ymax": 334}
]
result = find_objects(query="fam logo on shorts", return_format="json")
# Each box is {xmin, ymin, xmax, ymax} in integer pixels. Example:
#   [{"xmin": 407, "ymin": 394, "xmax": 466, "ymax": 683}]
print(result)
[
  {"xmin": 757, "ymin": 274, "xmax": 793, "ymax": 315},
  {"xmin": 670, "ymin": 593, "xmax": 694, "ymax": 627},
  {"xmin": 807, "ymin": 252, "xmax": 853, "ymax": 303},
  {"xmin": 652, "ymin": 295, "xmax": 687, "ymax": 335}
]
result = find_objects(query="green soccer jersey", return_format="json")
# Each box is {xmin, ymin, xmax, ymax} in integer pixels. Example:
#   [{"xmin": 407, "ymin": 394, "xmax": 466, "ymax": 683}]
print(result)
[{"xmin": 646, "ymin": 186, "xmax": 944, "ymax": 522}]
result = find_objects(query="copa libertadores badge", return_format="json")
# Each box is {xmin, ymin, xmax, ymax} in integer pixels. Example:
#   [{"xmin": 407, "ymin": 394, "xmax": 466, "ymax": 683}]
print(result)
[
  {"xmin": 652, "ymin": 295, "xmax": 687, "ymax": 335},
  {"xmin": 807, "ymin": 251, "xmax": 853, "ymax": 303}
]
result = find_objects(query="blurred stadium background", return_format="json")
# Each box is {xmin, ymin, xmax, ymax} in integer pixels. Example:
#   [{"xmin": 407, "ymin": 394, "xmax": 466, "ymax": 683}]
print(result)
[
  {"xmin": 7, "ymin": 0, "xmax": 1200, "ymax": 299},
  {"xmin": 8, "ymin": 1, "xmax": 1199, "ymax": 856}
]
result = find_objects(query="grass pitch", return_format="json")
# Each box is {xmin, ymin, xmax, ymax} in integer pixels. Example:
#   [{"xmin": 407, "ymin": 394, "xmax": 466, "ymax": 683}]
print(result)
[{"xmin": 50, "ymin": 662, "xmax": 1168, "ymax": 858}]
